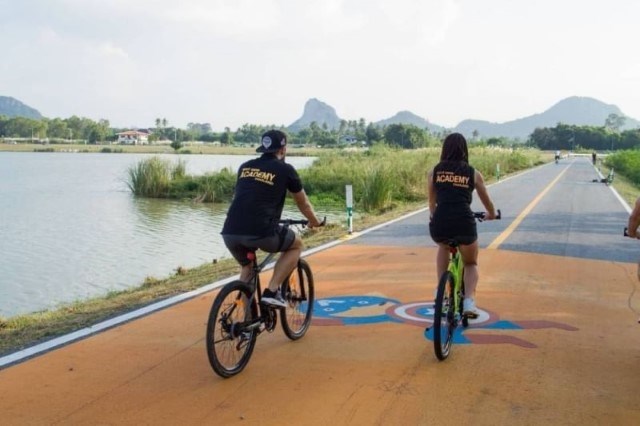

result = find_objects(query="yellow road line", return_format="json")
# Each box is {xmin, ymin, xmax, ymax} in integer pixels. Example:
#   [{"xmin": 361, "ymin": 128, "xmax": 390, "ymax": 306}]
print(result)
[{"xmin": 487, "ymin": 166, "xmax": 570, "ymax": 250}]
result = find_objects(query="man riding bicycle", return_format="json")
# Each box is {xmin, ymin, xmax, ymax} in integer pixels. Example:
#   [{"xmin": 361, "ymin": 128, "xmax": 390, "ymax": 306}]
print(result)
[{"xmin": 221, "ymin": 129, "xmax": 323, "ymax": 307}]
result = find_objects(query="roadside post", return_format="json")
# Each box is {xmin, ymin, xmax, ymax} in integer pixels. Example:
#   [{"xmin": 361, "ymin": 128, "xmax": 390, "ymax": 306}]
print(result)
[
  {"xmin": 496, "ymin": 163, "xmax": 501, "ymax": 181},
  {"xmin": 346, "ymin": 184, "xmax": 353, "ymax": 234}
]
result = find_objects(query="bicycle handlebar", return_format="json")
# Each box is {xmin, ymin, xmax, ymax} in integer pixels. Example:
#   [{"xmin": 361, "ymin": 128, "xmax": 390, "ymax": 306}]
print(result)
[
  {"xmin": 474, "ymin": 209, "xmax": 501, "ymax": 221},
  {"xmin": 279, "ymin": 216, "xmax": 327, "ymax": 228}
]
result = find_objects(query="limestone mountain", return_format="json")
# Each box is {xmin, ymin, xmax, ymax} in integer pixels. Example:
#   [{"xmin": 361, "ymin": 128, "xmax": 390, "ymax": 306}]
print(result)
[
  {"xmin": 288, "ymin": 98, "xmax": 342, "ymax": 132},
  {"xmin": 453, "ymin": 96, "xmax": 640, "ymax": 140},
  {"xmin": 0, "ymin": 96, "xmax": 43, "ymax": 119},
  {"xmin": 374, "ymin": 110, "xmax": 444, "ymax": 133},
  {"xmin": 287, "ymin": 96, "xmax": 639, "ymax": 140}
]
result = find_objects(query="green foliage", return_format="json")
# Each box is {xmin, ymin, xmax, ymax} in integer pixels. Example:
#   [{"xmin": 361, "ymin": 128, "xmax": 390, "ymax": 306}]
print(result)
[
  {"xmin": 529, "ymin": 124, "xmax": 640, "ymax": 151},
  {"xmin": 126, "ymin": 156, "xmax": 235, "ymax": 202},
  {"xmin": 470, "ymin": 146, "xmax": 540, "ymax": 177},
  {"xmin": 169, "ymin": 168, "xmax": 236, "ymax": 202},
  {"xmin": 360, "ymin": 165, "xmax": 395, "ymax": 211},
  {"xmin": 126, "ymin": 157, "xmax": 175, "ymax": 197},
  {"xmin": 301, "ymin": 145, "xmax": 438, "ymax": 212},
  {"xmin": 382, "ymin": 123, "xmax": 436, "ymax": 149},
  {"xmin": 604, "ymin": 150, "xmax": 640, "ymax": 185},
  {"xmin": 126, "ymin": 145, "xmax": 542, "ymax": 212}
]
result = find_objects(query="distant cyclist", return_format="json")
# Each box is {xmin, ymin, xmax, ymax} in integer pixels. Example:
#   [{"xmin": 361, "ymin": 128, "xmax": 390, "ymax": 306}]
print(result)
[
  {"xmin": 555, "ymin": 150, "xmax": 561, "ymax": 163},
  {"xmin": 221, "ymin": 129, "xmax": 323, "ymax": 307},
  {"xmin": 428, "ymin": 133, "xmax": 497, "ymax": 316}
]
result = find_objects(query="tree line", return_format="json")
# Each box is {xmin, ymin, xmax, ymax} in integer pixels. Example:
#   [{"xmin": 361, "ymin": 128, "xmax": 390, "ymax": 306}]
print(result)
[
  {"xmin": 2, "ymin": 112, "xmax": 638, "ymax": 151},
  {"xmin": 527, "ymin": 123, "xmax": 640, "ymax": 151},
  {"xmin": 0, "ymin": 114, "xmax": 445, "ymax": 148}
]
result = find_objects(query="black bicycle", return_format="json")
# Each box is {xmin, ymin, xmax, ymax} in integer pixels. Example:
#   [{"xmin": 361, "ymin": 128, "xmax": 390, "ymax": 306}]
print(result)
[{"xmin": 206, "ymin": 219, "xmax": 317, "ymax": 378}]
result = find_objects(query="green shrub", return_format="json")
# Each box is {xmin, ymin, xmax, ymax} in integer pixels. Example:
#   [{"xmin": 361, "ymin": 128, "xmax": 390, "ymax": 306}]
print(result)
[
  {"xmin": 605, "ymin": 150, "xmax": 640, "ymax": 185},
  {"xmin": 127, "ymin": 157, "xmax": 174, "ymax": 197}
]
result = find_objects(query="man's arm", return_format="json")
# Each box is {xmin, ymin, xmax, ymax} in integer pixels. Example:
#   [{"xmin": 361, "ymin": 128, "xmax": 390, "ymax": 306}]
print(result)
[
  {"xmin": 291, "ymin": 189, "xmax": 322, "ymax": 227},
  {"xmin": 628, "ymin": 197, "xmax": 640, "ymax": 238}
]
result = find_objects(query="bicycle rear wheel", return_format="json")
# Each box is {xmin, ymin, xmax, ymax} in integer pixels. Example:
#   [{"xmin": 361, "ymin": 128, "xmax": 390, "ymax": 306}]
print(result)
[
  {"xmin": 280, "ymin": 259, "xmax": 314, "ymax": 340},
  {"xmin": 433, "ymin": 271, "xmax": 455, "ymax": 360},
  {"xmin": 206, "ymin": 281, "xmax": 258, "ymax": 378}
]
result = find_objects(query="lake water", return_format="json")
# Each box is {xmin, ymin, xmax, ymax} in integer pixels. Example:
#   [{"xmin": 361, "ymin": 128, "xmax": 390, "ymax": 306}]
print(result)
[{"xmin": 0, "ymin": 152, "xmax": 325, "ymax": 318}]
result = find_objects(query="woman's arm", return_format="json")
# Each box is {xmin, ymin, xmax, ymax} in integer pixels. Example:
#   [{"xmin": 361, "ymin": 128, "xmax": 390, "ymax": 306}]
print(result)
[
  {"xmin": 474, "ymin": 170, "xmax": 497, "ymax": 220},
  {"xmin": 427, "ymin": 170, "xmax": 436, "ymax": 219}
]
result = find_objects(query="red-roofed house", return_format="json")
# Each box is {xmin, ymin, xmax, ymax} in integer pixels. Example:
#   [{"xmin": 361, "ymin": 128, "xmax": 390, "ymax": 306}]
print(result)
[{"xmin": 117, "ymin": 130, "xmax": 149, "ymax": 145}]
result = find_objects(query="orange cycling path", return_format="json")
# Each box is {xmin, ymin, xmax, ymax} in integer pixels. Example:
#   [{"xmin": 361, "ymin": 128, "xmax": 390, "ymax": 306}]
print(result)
[{"xmin": 1, "ymin": 244, "xmax": 639, "ymax": 424}]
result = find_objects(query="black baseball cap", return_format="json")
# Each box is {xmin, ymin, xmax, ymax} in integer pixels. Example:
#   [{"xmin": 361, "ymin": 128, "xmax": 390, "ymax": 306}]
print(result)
[{"xmin": 256, "ymin": 129, "xmax": 287, "ymax": 153}]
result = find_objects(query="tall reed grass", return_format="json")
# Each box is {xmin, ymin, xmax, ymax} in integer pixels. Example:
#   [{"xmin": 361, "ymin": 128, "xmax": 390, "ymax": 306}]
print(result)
[
  {"xmin": 126, "ymin": 146, "xmax": 542, "ymax": 211},
  {"xmin": 126, "ymin": 156, "xmax": 236, "ymax": 201},
  {"xmin": 127, "ymin": 157, "xmax": 178, "ymax": 198}
]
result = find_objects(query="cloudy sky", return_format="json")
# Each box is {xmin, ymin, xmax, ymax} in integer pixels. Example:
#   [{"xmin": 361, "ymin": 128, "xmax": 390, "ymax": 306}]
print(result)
[{"xmin": 2, "ymin": 0, "xmax": 639, "ymax": 131}]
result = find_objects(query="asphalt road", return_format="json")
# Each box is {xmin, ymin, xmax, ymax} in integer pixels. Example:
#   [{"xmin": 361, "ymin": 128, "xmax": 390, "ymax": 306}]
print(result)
[{"xmin": 1, "ymin": 156, "xmax": 639, "ymax": 425}]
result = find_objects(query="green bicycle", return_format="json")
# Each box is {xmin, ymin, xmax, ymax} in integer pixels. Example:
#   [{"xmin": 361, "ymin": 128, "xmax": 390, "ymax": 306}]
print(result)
[{"xmin": 432, "ymin": 210, "xmax": 501, "ymax": 361}]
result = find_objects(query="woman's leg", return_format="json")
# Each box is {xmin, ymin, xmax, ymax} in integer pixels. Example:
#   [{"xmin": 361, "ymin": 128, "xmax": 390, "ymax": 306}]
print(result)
[
  {"xmin": 436, "ymin": 243, "xmax": 450, "ymax": 279},
  {"xmin": 458, "ymin": 241, "xmax": 479, "ymax": 298}
]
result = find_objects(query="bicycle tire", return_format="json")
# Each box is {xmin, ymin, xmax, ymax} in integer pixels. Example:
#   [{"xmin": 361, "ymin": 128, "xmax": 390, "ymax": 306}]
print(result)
[
  {"xmin": 206, "ymin": 281, "xmax": 258, "ymax": 378},
  {"xmin": 280, "ymin": 259, "xmax": 314, "ymax": 340},
  {"xmin": 433, "ymin": 271, "xmax": 455, "ymax": 361}
]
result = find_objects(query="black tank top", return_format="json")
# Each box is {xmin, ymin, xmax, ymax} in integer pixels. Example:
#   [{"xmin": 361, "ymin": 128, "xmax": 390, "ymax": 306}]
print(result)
[
  {"xmin": 430, "ymin": 161, "xmax": 476, "ymax": 239},
  {"xmin": 433, "ymin": 161, "xmax": 475, "ymax": 206}
]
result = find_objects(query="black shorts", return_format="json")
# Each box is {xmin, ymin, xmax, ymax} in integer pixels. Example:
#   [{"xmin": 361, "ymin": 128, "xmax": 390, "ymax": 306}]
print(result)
[
  {"xmin": 429, "ymin": 221, "xmax": 477, "ymax": 246},
  {"xmin": 222, "ymin": 226, "xmax": 296, "ymax": 266}
]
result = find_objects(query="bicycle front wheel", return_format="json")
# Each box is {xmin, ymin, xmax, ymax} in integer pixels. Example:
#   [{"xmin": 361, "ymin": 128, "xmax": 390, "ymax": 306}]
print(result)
[
  {"xmin": 433, "ymin": 271, "xmax": 455, "ymax": 361},
  {"xmin": 280, "ymin": 259, "xmax": 314, "ymax": 340},
  {"xmin": 206, "ymin": 281, "xmax": 258, "ymax": 378}
]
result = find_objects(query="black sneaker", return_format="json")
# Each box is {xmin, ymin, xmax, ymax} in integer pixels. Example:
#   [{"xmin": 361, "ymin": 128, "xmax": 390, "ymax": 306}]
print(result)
[{"xmin": 261, "ymin": 288, "xmax": 286, "ymax": 308}]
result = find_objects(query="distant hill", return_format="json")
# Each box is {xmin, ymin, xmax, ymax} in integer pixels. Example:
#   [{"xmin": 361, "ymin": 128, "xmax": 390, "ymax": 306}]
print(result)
[
  {"xmin": 0, "ymin": 96, "xmax": 43, "ymax": 119},
  {"xmin": 287, "ymin": 96, "xmax": 640, "ymax": 141},
  {"xmin": 288, "ymin": 98, "xmax": 342, "ymax": 132},
  {"xmin": 374, "ymin": 111, "xmax": 445, "ymax": 133},
  {"xmin": 453, "ymin": 96, "xmax": 640, "ymax": 140}
]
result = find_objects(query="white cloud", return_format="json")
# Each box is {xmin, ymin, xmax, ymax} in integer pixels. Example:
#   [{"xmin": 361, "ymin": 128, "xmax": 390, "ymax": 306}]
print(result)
[{"xmin": 1, "ymin": 0, "xmax": 640, "ymax": 130}]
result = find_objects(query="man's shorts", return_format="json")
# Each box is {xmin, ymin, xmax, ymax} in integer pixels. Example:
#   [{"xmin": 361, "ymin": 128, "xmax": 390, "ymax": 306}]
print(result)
[{"xmin": 222, "ymin": 226, "xmax": 296, "ymax": 266}]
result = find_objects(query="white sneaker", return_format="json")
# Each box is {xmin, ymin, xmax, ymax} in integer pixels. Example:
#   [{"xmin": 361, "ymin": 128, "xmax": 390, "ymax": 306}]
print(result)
[
  {"xmin": 261, "ymin": 288, "xmax": 287, "ymax": 308},
  {"xmin": 463, "ymin": 297, "xmax": 479, "ymax": 318}
]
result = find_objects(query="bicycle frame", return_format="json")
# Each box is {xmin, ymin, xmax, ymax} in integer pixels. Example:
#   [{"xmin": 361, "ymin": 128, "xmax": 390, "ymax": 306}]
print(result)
[
  {"xmin": 239, "ymin": 251, "xmax": 280, "ymax": 333},
  {"xmin": 431, "ymin": 209, "xmax": 501, "ymax": 361},
  {"xmin": 447, "ymin": 244, "xmax": 464, "ymax": 322}
]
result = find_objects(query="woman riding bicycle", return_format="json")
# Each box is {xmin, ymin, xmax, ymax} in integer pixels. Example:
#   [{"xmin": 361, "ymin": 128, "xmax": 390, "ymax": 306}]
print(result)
[
  {"xmin": 427, "ymin": 133, "xmax": 497, "ymax": 316},
  {"xmin": 221, "ymin": 130, "xmax": 323, "ymax": 307}
]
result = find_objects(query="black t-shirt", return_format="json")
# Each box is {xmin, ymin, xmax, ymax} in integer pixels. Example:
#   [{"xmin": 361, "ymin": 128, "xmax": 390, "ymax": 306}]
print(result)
[
  {"xmin": 221, "ymin": 154, "xmax": 303, "ymax": 236},
  {"xmin": 430, "ymin": 160, "xmax": 476, "ymax": 238}
]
